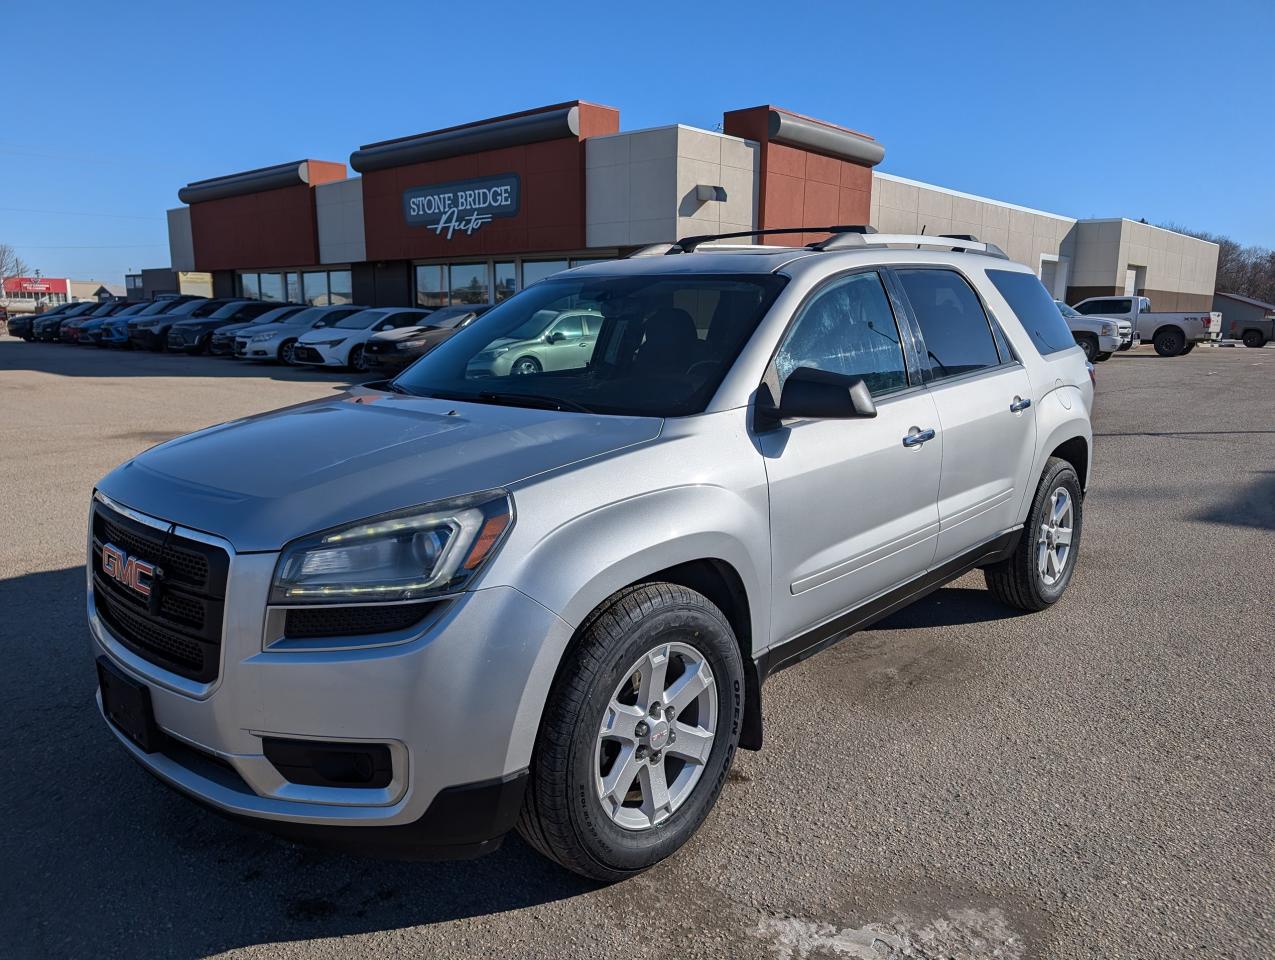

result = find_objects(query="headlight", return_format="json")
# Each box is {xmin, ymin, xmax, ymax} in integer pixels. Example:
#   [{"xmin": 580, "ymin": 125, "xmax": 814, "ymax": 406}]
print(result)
[
  {"xmin": 250, "ymin": 332, "xmax": 275, "ymax": 342},
  {"xmin": 270, "ymin": 490, "xmax": 513, "ymax": 605},
  {"xmin": 1101, "ymin": 323, "xmax": 1116, "ymax": 336}
]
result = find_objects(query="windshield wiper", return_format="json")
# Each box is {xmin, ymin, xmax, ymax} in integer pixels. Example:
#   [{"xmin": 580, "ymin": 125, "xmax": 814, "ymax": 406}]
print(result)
[{"xmin": 477, "ymin": 391, "xmax": 593, "ymax": 413}]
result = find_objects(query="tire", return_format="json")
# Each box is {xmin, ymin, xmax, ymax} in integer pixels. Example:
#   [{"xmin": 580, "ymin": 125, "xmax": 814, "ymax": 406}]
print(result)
[
  {"xmin": 278, "ymin": 339, "xmax": 297, "ymax": 365},
  {"xmin": 1118, "ymin": 341, "xmax": 1133, "ymax": 351},
  {"xmin": 1152, "ymin": 327, "xmax": 1185, "ymax": 357},
  {"xmin": 985, "ymin": 457, "xmax": 1083, "ymax": 612},
  {"xmin": 1242, "ymin": 330, "xmax": 1266, "ymax": 349},
  {"xmin": 517, "ymin": 582, "xmax": 744, "ymax": 882},
  {"xmin": 511, "ymin": 356, "xmax": 542, "ymax": 376},
  {"xmin": 349, "ymin": 344, "xmax": 369, "ymax": 372},
  {"xmin": 1094, "ymin": 352, "xmax": 1112, "ymax": 362},
  {"xmin": 1181, "ymin": 342, "xmax": 1195, "ymax": 354},
  {"xmin": 1075, "ymin": 334, "xmax": 1099, "ymax": 361}
]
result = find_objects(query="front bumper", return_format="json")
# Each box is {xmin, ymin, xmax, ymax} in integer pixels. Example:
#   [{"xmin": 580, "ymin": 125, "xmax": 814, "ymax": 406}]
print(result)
[
  {"xmin": 130, "ymin": 327, "xmax": 164, "ymax": 349},
  {"xmin": 88, "ymin": 526, "xmax": 571, "ymax": 856},
  {"xmin": 1098, "ymin": 333, "xmax": 1122, "ymax": 354},
  {"xmin": 293, "ymin": 342, "xmax": 347, "ymax": 366},
  {"xmin": 238, "ymin": 337, "xmax": 280, "ymax": 359}
]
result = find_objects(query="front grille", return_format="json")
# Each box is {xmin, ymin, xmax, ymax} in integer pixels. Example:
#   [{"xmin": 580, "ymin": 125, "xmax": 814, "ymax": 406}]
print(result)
[
  {"xmin": 92, "ymin": 501, "xmax": 229, "ymax": 682},
  {"xmin": 294, "ymin": 346, "xmax": 322, "ymax": 363},
  {"xmin": 284, "ymin": 602, "xmax": 433, "ymax": 639}
]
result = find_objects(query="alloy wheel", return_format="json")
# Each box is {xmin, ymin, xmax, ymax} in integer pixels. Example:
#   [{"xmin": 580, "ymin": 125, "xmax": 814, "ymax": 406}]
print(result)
[
  {"xmin": 513, "ymin": 357, "xmax": 540, "ymax": 376},
  {"xmin": 1037, "ymin": 487, "xmax": 1074, "ymax": 586},
  {"xmin": 280, "ymin": 341, "xmax": 295, "ymax": 365},
  {"xmin": 595, "ymin": 641, "xmax": 718, "ymax": 831}
]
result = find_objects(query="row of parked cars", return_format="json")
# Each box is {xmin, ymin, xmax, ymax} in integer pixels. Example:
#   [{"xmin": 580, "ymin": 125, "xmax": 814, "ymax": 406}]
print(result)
[{"xmin": 6, "ymin": 296, "xmax": 493, "ymax": 372}]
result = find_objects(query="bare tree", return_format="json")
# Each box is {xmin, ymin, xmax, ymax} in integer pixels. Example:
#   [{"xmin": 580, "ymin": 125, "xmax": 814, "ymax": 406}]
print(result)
[{"xmin": 0, "ymin": 242, "xmax": 30, "ymax": 282}]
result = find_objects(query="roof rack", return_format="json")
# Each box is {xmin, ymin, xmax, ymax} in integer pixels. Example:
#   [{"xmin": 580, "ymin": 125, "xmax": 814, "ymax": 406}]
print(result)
[
  {"xmin": 662, "ymin": 224, "xmax": 876, "ymax": 255},
  {"xmin": 813, "ymin": 231, "xmax": 1009, "ymax": 259},
  {"xmin": 630, "ymin": 225, "xmax": 1009, "ymax": 260}
]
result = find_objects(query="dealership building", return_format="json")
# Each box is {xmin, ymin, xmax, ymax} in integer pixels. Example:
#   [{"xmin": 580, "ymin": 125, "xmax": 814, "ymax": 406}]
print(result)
[{"xmin": 165, "ymin": 100, "xmax": 1219, "ymax": 312}]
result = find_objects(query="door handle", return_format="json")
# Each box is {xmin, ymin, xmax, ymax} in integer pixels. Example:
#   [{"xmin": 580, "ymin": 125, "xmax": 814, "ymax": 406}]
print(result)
[
  {"xmin": 1010, "ymin": 397, "xmax": 1032, "ymax": 412},
  {"xmin": 902, "ymin": 427, "xmax": 936, "ymax": 447}
]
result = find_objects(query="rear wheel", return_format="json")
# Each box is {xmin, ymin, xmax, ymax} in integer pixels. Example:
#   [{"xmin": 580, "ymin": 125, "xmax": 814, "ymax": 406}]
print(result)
[
  {"xmin": 1075, "ymin": 334, "xmax": 1099, "ymax": 361},
  {"xmin": 1242, "ymin": 330, "xmax": 1266, "ymax": 349},
  {"xmin": 985, "ymin": 457, "xmax": 1083, "ymax": 612},
  {"xmin": 517, "ymin": 582, "xmax": 743, "ymax": 882},
  {"xmin": 1153, "ymin": 327, "xmax": 1186, "ymax": 357},
  {"xmin": 278, "ymin": 339, "xmax": 297, "ymax": 365}
]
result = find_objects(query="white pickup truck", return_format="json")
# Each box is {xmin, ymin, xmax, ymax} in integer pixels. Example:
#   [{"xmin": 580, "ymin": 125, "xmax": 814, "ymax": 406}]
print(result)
[{"xmin": 1071, "ymin": 295, "xmax": 1222, "ymax": 357}]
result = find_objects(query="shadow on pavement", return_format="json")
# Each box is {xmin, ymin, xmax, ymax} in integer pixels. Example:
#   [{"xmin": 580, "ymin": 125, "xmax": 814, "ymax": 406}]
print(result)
[
  {"xmin": 0, "ymin": 338, "xmax": 374, "ymax": 388},
  {"xmin": 870, "ymin": 585, "xmax": 1027, "ymax": 630},
  {"xmin": 0, "ymin": 566, "xmax": 594, "ymax": 960},
  {"xmin": 1194, "ymin": 470, "xmax": 1275, "ymax": 531}
]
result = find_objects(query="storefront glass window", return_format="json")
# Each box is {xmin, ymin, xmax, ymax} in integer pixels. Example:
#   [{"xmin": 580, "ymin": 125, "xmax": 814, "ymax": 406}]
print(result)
[
  {"xmin": 240, "ymin": 273, "xmax": 260, "ymax": 299},
  {"xmin": 415, "ymin": 265, "xmax": 447, "ymax": 308},
  {"xmin": 328, "ymin": 270, "xmax": 353, "ymax": 305},
  {"xmin": 522, "ymin": 260, "xmax": 569, "ymax": 287},
  {"xmin": 494, "ymin": 262, "xmax": 516, "ymax": 302},
  {"xmin": 259, "ymin": 273, "xmax": 285, "ymax": 303},
  {"xmin": 449, "ymin": 264, "xmax": 489, "ymax": 304},
  {"xmin": 302, "ymin": 271, "xmax": 329, "ymax": 305},
  {"xmin": 286, "ymin": 272, "xmax": 301, "ymax": 304}
]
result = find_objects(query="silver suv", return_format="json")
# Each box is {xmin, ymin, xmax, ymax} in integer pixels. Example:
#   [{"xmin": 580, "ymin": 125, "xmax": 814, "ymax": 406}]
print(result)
[{"xmin": 88, "ymin": 229, "xmax": 1093, "ymax": 881}]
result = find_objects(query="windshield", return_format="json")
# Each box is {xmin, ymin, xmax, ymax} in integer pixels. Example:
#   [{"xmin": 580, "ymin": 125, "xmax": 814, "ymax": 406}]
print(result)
[
  {"xmin": 333, "ymin": 309, "xmax": 385, "ymax": 330},
  {"xmin": 116, "ymin": 303, "xmax": 147, "ymax": 316},
  {"xmin": 255, "ymin": 306, "xmax": 302, "ymax": 324},
  {"xmin": 208, "ymin": 301, "xmax": 250, "ymax": 320},
  {"xmin": 393, "ymin": 274, "xmax": 786, "ymax": 416},
  {"xmin": 1054, "ymin": 300, "xmax": 1081, "ymax": 319},
  {"xmin": 139, "ymin": 299, "xmax": 180, "ymax": 316}
]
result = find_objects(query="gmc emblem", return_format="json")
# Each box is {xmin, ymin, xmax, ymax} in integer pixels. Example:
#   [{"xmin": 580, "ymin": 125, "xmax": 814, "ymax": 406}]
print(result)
[{"xmin": 102, "ymin": 542, "xmax": 157, "ymax": 598}]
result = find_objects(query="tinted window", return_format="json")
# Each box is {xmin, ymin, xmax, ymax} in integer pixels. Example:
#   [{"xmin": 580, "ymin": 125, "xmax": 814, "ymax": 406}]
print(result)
[
  {"xmin": 1076, "ymin": 298, "xmax": 1131, "ymax": 316},
  {"xmin": 775, "ymin": 271, "xmax": 908, "ymax": 396},
  {"xmin": 987, "ymin": 270, "xmax": 1076, "ymax": 355},
  {"xmin": 393, "ymin": 274, "xmax": 786, "ymax": 417},
  {"xmin": 334, "ymin": 309, "xmax": 386, "ymax": 330},
  {"xmin": 896, "ymin": 269, "xmax": 1001, "ymax": 379}
]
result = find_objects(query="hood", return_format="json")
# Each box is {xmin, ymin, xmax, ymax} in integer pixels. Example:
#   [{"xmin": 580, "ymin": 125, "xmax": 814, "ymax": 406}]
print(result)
[
  {"xmin": 372, "ymin": 325, "xmax": 434, "ymax": 344},
  {"xmin": 96, "ymin": 387, "xmax": 663, "ymax": 552}
]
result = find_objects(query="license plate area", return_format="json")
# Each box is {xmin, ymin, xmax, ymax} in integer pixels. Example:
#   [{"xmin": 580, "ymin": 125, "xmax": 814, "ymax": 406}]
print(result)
[{"xmin": 97, "ymin": 657, "xmax": 164, "ymax": 753}]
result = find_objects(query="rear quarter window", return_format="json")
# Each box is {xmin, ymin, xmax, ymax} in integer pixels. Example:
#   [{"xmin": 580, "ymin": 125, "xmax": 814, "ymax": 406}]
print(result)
[{"xmin": 986, "ymin": 270, "xmax": 1077, "ymax": 356}]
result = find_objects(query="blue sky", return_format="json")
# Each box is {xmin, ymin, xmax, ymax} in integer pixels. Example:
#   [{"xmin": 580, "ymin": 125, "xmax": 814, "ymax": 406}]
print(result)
[{"xmin": 6, "ymin": 0, "xmax": 1271, "ymax": 282}]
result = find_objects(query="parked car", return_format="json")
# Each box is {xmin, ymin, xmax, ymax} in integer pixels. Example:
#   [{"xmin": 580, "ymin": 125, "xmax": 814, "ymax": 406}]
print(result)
[
  {"xmin": 61, "ymin": 301, "xmax": 132, "ymax": 344},
  {"xmin": 465, "ymin": 308, "xmax": 603, "ymax": 377},
  {"xmin": 127, "ymin": 297, "xmax": 220, "ymax": 350},
  {"xmin": 209, "ymin": 304, "xmax": 305, "ymax": 355},
  {"xmin": 6, "ymin": 301, "xmax": 77, "ymax": 341},
  {"xmin": 167, "ymin": 300, "xmax": 281, "ymax": 354},
  {"xmin": 101, "ymin": 299, "xmax": 181, "ymax": 348},
  {"xmin": 1071, "ymin": 295, "xmax": 1221, "ymax": 357},
  {"xmin": 33, "ymin": 301, "xmax": 98, "ymax": 341},
  {"xmin": 79, "ymin": 302, "xmax": 150, "ymax": 345},
  {"xmin": 233, "ymin": 304, "xmax": 368, "ymax": 363},
  {"xmin": 292, "ymin": 307, "xmax": 432, "ymax": 371},
  {"xmin": 1227, "ymin": 313, "xmax": 1274, "ymax": 349},
  {"xmin": 88, "ymin": 231, "xmax": 1093, "ymax": 880},
  {"xmin": 363, "ymin": 304, "xmax": 491, "ymax": 371},
  {"xmin": 1054, "ymin": 300, "xmax": 1131, "ymax": 361}
]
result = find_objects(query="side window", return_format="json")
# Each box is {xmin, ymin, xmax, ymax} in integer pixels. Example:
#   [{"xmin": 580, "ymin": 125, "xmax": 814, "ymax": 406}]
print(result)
[
  {"xmin": 1112, "ymin": 298, "xmax": 1133, "ymax": 314},
  {"xmin": 774, "ymin": 271, "xmax": 909, "ymax": 396},
  {"xmin": 895, "ymin": 269, "xmax": 1002, "ymax": 380},
  {"xmin": 986, "ymin": 269, "xmax": 1075, "ymax": 355},
  {"xmin": 552, "ymin": 316, "xmax": 584, "ymax": 339},
  {"xmin": 1077, "ymin": 299, "xmax": 1114, "ymax": 316},
  {"xmin": 388, "ymin": 312, "xmax": 421, "ymax": 328}
]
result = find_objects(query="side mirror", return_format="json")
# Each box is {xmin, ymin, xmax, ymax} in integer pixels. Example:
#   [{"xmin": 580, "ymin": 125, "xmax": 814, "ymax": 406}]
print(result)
[
  {"xmin": 773, "ymin": 367, "xmax": 877, "ymax": 423},
  {"xmin": 546, "ymin": 330, "xmax": 564, "ymax": 344}
]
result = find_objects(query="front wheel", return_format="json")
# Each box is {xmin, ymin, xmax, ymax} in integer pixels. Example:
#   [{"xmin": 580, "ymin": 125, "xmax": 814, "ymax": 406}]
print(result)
[
  {"xmin": 985, "ymin": 457, "xmax": 1083, "ymax": 611},
  {"xmin": 1153, "ymin": 328, "xmax": 1185, "ymax": 357},
  {"xmin": 511, "ymin": 356, "xmax": 542, "ymax": 376},
  {"xmin": 1075, "ymin": 334, "xmax": 1098, "ymax": 361},
  {"xmin": 1094, "ymin": 352, "xmax": 1112, "ymax": 362},
  {"xmin": 349, "ymin": 344, "xmax": 369, "ymax": 372},
  {"xmin": 517, "ymin": 582, "xmax": 744, "ymax": 882},
  {"xmin": 278, "ymin": 339, "xmax": 297, "ymax": 365},
  {"xmin": 1242, "ymin": 330, "xmax": 1266, "ymax": 349}
]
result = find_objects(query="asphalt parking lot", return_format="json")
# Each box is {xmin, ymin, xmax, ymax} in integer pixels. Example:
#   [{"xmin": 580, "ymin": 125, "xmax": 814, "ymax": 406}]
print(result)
[{"xmin": 1, "ymin": 338, "xmax": 1272, "ymax": 959}]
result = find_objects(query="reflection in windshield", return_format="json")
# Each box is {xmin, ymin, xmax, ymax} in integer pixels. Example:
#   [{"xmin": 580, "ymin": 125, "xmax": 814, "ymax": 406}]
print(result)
[
  {"xmin": 393, "ymin": 274, "xmax": 785, "ymax": 417},
  {"xmin": 334, "ymin": 310, "xmax": 382, "ymax": 329}
]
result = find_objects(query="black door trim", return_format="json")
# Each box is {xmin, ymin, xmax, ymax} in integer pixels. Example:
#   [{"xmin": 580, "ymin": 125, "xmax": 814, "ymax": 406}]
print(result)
[{"xmin": 755, "ymin": 526, "xmax": 1021, "ymax": 684}]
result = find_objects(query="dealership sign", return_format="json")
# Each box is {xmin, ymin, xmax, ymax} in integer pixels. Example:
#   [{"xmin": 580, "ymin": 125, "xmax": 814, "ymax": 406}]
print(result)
[{"xmin": 402, "ymin": 174, "xmax": 520, "ymax": 240}]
